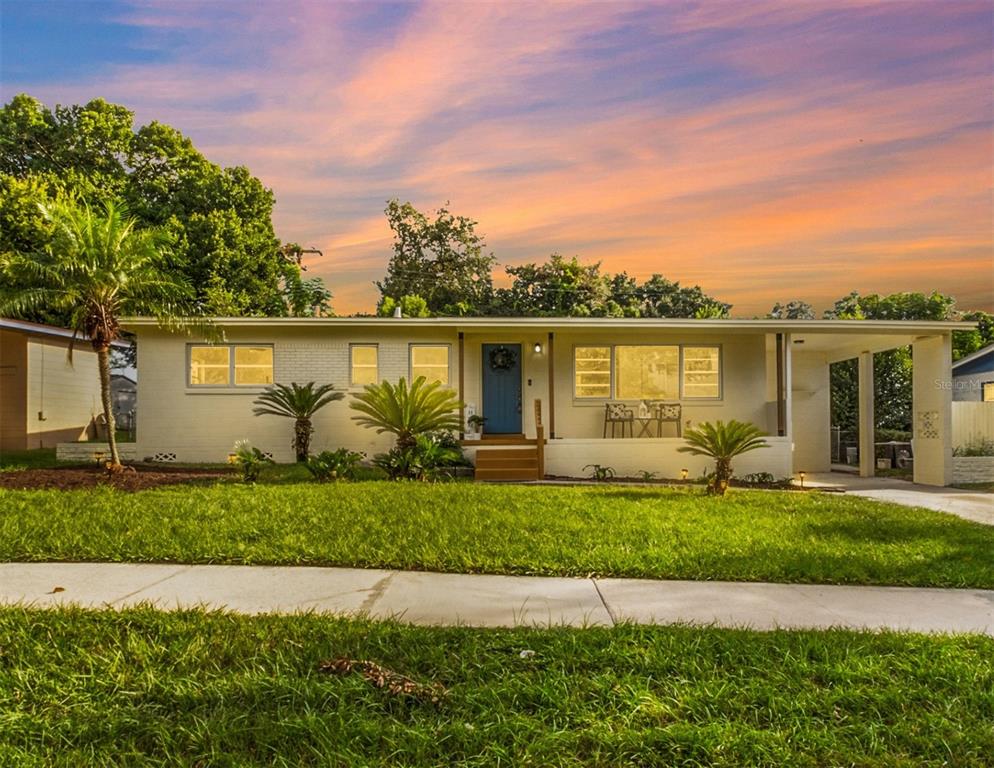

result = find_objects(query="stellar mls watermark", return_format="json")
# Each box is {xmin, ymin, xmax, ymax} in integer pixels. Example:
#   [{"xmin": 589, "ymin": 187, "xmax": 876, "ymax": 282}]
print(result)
[{"xmin": 934, "ymin": 379, "xmax": 985, "ymax": 391}]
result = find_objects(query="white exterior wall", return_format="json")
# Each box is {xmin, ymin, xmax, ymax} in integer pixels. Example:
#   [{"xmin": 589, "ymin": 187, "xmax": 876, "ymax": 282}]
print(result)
[
  {"xmin": 790, "ymin": 350, "xmax": 831, "ymax": 473},
  {"xmin": 136, "ymin": 325, "xmax": 461, "ymax": 463},
  {"xmin": 26, "ymin": 339, "xmax": 100, "ymax": 446}
]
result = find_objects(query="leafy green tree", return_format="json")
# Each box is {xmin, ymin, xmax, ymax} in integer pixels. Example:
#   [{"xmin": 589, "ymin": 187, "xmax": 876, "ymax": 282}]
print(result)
[
  {"xmin": 0, "ymin": 93, "xmax": 329, "ymax": 321},
  {"xmin": 953, "ymin": 310, "xmax": 994, "ymax": 360},
  {"xmin": 0, "ymin": 197, "xmax": 191, "ymax": 467},
  {"xmin": 252, "ymin": 382, "xmax": 345, "ymax": 461},
  {"xmin": 768, "ymin": 300, "xmax": 815, "ymax": 320},
  {"xmin": 377, "ymin": 200, "xmax": 496, "ymax": 315},
  {"xmin": 677, "ymin": 420, "xmax": 769, "ymax": 495},
  {"xmin": 634, "ymin": 275, "xmax": 730, "ymax": 318},
  {"xmin": 499, "ymin": 254, "xmax": 614, "ymax": 316},
  {"xmin": 377, "ymin": 294, "xmax": 430, "ymax": 318},
  {"xmin": 350, "ymin": 376, "xmax": 462, "ymax": 450}
]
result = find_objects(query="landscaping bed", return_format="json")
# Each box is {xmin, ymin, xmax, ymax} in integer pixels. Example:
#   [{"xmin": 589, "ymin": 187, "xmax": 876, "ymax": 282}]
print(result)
[
  {"xmin": 0, "ymin": 463, "xmax": 233, "ymax": 491},
  {"xmin": 1, "ymin": 482, "xmax": 991, "ymax": 588},
  {"xmin": 0, "ymin": 606, "xmax": 990, "ymax": 766}
]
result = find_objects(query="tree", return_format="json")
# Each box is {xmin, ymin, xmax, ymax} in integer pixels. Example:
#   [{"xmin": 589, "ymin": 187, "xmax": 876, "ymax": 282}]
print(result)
[
  {"xmin": 0, "ymin": 93, "xmax": 330, "ymax": 321},
  {"xmin": 768, "ymin": 300, "xmax": 815, "ymax": 320},
  {"xmin": 499, "ymin": 254, "xmax": 614, "ymax": 316},
  {"xmin": 677, "ymin": 420, "xmax": 769, "ymax": 495},
  {"xmin": 350, "ymin": 376, "xmax": 462, "ymax": 450},
  {"xmin": 377, "ymin": 200, "xmax": 496, "ymax": 315},
  {"xmin": 252, "ymin": 382, "xmax": 345, "ymax": 461},
  {"xmin": 0, "ymin": 197, "xmax": 191, "ymax": 467},
  {"xmin": 378, "ymin": 295, "xmax": 430, "ymax": 318},
  {"xmin": 634, "ymin": 275, "xmax": 731, "ymax": 318},
  {"xmin": 953, "ymin": 310, "xmax": 994, "ymax": 360}
]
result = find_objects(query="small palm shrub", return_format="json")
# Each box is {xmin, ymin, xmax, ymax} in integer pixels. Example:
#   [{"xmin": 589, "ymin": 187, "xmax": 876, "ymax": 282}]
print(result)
[
  {"xmin": 228, "ymin": 440, "xmax": 273, "ymax": 484},
  {"xmin": 252, "ymin": 382, "xmax": 344, "ymax": 461},
  {"xmin": 305, "ymin": 448, "xmax": 366, "ymax": 482},
  {"xmin": 583, "ymin": 464, "xmax": 616, "ymax": 482},
  {"xmin": 374, "ymin": 434, "xmax": 465, "ymax": 481},
  {"xmin": 350, "ymin": 377, "xmax": 462, "ymax": 450},
  {"xmin": 678, "ymin": 420, "xmax": 769, "ymax": 496}
]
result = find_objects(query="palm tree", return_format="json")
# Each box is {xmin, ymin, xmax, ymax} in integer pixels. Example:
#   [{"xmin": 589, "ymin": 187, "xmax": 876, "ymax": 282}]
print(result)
[
  {"xmin": 0, "ymin": 198, "xmax": 192, "ymax": 468},
  {"xmin": 252, "ymin": 382, "xmax": 344, "ymax": 461},
  {"xmin": 350, "ymin": 376, "xmax": 462, "ymax": 449},
  {"xmin": 677, "ymin": 420, "xmax": 769, "ymax": 495}
]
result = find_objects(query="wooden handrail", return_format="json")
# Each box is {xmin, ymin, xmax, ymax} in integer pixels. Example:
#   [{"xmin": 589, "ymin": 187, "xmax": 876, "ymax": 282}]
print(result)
[{"xmin": 534, "ymin": 398, "xmax": 545, "ymax": 479}]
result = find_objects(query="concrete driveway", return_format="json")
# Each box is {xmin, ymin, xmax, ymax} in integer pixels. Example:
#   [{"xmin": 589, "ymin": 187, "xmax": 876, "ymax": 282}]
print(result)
[{"xmin": 803, "ymin": 473, "xmax": 993, "ymax": 526}]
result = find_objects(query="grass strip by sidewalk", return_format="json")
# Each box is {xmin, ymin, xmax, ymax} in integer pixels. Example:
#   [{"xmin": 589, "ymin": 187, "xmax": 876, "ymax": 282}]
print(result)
[
  {"xmin": 0, "ymin": 606, "xmax": 991, "ymax": 767},
  {"xmin": 1, "ymin": 482, "xmax": 992, "ymax": 588}
]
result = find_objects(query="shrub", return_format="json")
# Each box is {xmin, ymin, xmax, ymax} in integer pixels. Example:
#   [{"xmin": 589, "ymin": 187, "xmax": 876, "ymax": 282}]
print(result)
[
  {"xmin": 677, "ymin": 420, "xmax": 769, "ymax": 496},
  {"xmin": 953, "ymin": 438, "xmax": 994, "ymax": 457},
  {"xmin": 252, "ymin": 382, "xmax": 344, "ymax": 462},
  {"xmin": 228, "ymin": 440, "xmax": 273, "ymax": 484},
  {"xmin": 374, "ymin": 434, "xmax": 465, "ymax": 481},
  {"xmin": 305, "ymin": 448, "xmax": 366, "ymax": 482},
  {"xmin": 350, "ymin": 377, "xmax": 462, "ymax": 450},
  {"xmin": 583, "ymin": 464, "xmax": 616, "ymax": 482}
]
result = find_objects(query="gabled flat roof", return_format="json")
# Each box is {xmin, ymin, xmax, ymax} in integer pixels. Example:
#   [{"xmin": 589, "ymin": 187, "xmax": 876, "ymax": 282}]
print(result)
[{"xmin": 1, "ymin": 318, "xmax": 130, "ymax": 348}]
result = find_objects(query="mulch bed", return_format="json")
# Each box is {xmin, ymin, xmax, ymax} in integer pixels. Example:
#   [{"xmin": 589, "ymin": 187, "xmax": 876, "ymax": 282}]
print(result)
[{"xmin": 0, "ymin": 464, "xmax": 234, "ymax": 492}]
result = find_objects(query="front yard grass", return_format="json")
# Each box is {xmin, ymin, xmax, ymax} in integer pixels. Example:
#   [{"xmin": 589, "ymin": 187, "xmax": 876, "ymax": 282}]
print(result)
[
  {"xmin": 0, "ymin": 606, "xmax": 990, "ymax": 767},
  {"xmin": 1, "ymin": 482, "xmax": 992, "ymax": 588}
]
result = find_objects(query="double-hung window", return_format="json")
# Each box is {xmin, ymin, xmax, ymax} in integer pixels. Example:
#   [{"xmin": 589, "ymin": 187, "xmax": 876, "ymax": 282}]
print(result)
[
  {"xmin": 189, "ymin": 345, "xmax": 273, "ymax": 387},
  {"xmin": 410, "ymin": 344, "xmax": 450, "ymax": 385},
  {"xmin": 350, "ymin": 344, "xmax": 379, "ymax": 386}
]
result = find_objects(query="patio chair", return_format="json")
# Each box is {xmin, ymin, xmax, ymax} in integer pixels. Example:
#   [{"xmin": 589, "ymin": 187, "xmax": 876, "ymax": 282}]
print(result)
[
  {"xmin": 651, "ymin": 402, "xmax": 682, "ymax": 437},
  {"xmin": 603, "ymin": 402, "xmax": 635, "ymax": 438}
]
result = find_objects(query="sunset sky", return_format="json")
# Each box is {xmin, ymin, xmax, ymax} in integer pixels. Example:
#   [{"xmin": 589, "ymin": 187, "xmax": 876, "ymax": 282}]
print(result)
[{"xmin": 2, "ymin": 0, "xmax": 992, "ymax": 316}]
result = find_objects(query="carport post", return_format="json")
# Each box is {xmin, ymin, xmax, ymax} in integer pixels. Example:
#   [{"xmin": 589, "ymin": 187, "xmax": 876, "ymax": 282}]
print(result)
[
  {"xmin": 858, "ymin": 351, "xmax": 875, "ymax": 478},
  {"xmin": 911, "ymin": 334, "xmax": 953, "ymax": 486}
]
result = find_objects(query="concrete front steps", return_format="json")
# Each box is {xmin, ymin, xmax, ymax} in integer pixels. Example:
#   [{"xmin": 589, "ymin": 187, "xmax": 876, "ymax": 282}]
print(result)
[{"xmin": 474, "ymin": 444, "xmax": 540, "ymax": 482}]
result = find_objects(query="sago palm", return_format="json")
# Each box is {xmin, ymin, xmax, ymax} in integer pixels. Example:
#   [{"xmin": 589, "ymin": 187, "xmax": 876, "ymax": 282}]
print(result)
[
  {"xmin": 677, "ymin": 420, "xmax": 769, "ymax": 496},
  {"xmin": 0, "ymin": 197, "xmax": 192, "ymax": 468},
  {"xmin": 252, "ymin": 382, "xmax": 344, "ymax": 461},
  {"xmin": 350, "ymin": 376, "xmax": 462, "ymax": 449}
]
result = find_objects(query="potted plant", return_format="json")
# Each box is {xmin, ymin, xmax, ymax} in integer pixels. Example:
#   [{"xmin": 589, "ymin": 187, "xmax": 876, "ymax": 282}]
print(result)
[{"xmin": 466, "ymin": 414, "xmax": 487, "ymax": 439}]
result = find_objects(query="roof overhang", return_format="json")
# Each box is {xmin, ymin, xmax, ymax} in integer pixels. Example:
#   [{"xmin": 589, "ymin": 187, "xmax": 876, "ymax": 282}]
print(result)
[{"xmin": 1, "ymin": 317, "xmax": 130, "ymax": 348}]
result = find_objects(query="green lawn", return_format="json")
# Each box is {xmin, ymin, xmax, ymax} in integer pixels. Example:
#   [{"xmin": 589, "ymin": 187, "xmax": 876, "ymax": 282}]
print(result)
[
  {"xmin": 0, "ymin": 607, "xmax": 990, "ymax": 767},
  {"xmin": 2, "ymin": 481, "xmax": 992, "ymax": 588}
]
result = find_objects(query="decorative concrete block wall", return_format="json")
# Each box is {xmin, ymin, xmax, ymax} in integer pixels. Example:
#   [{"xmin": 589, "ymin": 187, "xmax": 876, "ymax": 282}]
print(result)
[
  {"xmin": 952, "ymin": 456, "xmax": 994, "ymax": 485},
  {"xmin": 56, "ymin": 442, "xmax": 138, "ymax": 462}
]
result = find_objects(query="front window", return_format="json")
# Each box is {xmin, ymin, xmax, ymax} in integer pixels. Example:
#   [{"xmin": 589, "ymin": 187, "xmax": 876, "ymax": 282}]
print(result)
[
  {"xmin": 682, "ymin": 346, "xmax": 721, "ymax": 399},
  {"xmin": 615, "ymin": 346, "xmax": 679, "ymax": 399},
  {"xmin": 573, "ymin": 344, "xmax": 721, "ymax": 400},
  {"xmin": 189, "ymin": 344, "xmax": 272, "ymax": 387},
  {"xmin": 411, "ymin": 345, "xmax": 449, "ymax": 385},
  {"xmin": 351, "ymin": 344, "xmax": 379, "ymax": 386},
  {"xmin": 574, "ymin": 346, "xmax": 611, "ymax": 398}
]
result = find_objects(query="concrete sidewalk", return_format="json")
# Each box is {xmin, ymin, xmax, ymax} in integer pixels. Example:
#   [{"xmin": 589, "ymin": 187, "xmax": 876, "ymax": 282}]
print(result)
[{"xmin": 1, "ymin": 562, "xmax": 991, "ymax": 635}]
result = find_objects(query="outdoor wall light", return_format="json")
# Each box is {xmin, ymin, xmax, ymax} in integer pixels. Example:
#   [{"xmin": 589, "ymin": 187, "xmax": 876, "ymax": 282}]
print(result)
[
  {"xmin": 798, "ymin": 470, "xmax": 806, "ymax": 488},
  {"xmin": 680, "ymin": 468, "xmax": 689, "ymax": 481},
  {"xmin": 533, "ymin": 342, "xmax": 542, "ymax": 354}
]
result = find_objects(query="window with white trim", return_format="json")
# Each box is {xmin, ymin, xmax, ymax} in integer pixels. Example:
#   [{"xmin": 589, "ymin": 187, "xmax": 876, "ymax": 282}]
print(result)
[
  {"xmin": 410, "ymin": 344, "xmax": 449, "ymax": 385},
  {"xmin": 350, "ymin": 344, "xmax": 379, "ymax": 386},
  {"xmin": 189, "ymin": 345, "xmax": 273, "ymax": 387},
  {"xmin": 574, "ymin": 346, "xmax": 611, "ymax": 398},
  {"xmin": 572, "ymin": 344, "xmax": 721, "ymax": 400}
]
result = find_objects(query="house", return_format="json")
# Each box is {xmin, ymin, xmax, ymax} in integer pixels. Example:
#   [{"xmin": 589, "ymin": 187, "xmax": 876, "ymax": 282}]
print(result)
[
  {"xmin": 952, "ymin": 344, "xmax": 994, "ymax": 402},
  {"xmin": 124, "ymin": 317, "xmax": 967, "ymax": 486},
  {"xmin": 0, "ymin": 318, "xmax": 104, "ymax": 451}
]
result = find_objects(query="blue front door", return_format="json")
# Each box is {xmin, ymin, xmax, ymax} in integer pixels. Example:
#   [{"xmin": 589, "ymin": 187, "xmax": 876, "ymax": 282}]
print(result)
[{"xmin": 482, "ymin": 343, "xmax": 522, "ymax": 434}]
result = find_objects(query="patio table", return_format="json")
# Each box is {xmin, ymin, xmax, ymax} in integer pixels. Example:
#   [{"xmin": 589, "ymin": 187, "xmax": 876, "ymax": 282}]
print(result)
[{"xmin": 635, "ymin": 417, "xmax": 660, "ymax": 437}]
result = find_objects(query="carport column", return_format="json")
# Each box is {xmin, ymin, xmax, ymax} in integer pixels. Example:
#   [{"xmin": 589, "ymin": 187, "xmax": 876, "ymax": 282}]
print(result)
[
  {"xmin": 857, "ymin": 351, "xmax": 875, "ymax": 478},
  {"xmin": 912, "ymin": 334, "xmax": 953, "ymax": 487}
]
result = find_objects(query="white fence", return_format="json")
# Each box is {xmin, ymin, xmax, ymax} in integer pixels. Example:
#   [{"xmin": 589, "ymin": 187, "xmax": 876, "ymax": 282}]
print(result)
[{"xmin": 952, "ymin": 402, "xmax": 994, "ymax": 449}]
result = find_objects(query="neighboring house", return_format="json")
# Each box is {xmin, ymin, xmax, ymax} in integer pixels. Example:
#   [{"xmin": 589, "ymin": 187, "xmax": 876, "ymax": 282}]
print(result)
[
  {"xmin": 110, "ymin": 373, "xmax": 137, "ymax": 430},
  {"xmin": 0, "ymin": 318, "xmax": 104, "ymax": 451},
  {"xmin": 124, "ymin": 317, "xmax": 967, "ymax": 486},
  {"xmin": 952, "ymin": 344, "xmax": 994, "ymax": 402}
]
